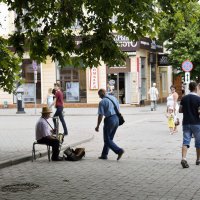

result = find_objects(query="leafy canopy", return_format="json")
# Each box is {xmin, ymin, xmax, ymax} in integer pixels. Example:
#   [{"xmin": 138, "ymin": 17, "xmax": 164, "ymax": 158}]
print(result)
[
  {"xmin": 3, "ymin": 0, "xmax": 190, "ymax": 67},
  {"xmin": 0, "ymin": 37, "xmax": 21, "ymax": 93},
  {"xmin": 0, "ymin": 0, "xmax": 193, "ymax": 92},
  {"xmin": 158, "ymin": 0, "xmax": 200, "ymax": 81}
]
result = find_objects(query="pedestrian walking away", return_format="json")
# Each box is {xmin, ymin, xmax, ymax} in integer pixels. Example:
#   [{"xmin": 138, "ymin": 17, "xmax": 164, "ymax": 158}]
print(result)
[
  {"xmin": 35, "ymin": 107, "xmax": 63, "ymax": 161},
  {"xmin": 50, "ymin": 83, "xmax": 68, "ymax": 136},
  {"xmin": 148, "ymin": 83, "xmax": 159, "ymax": 111},
  {"xmin": 95, "ymin": 88, "xmax": 124, "ymax": 161},
  {"xmin": 179, "ymin": 82, "xmax": 200, "ymax": 168}
]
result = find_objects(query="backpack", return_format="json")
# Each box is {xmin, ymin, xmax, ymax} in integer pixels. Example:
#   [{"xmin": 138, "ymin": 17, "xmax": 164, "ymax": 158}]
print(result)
[{"xmin": 64, "ymin": 147, "xmax": 85, "ymax": 161}]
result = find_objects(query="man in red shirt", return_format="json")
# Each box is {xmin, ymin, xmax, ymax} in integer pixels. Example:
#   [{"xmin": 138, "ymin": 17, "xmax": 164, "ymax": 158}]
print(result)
[{"xmin": 50, "ymin": 83, "xmax": 68, "ymax": 136}]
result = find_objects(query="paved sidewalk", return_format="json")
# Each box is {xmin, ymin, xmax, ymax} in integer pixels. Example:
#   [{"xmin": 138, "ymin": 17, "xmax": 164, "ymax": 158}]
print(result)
[
  {"xmin": 3, "ymin": 103, "xmax": 199, "ymax": 200},
  {"xmin": 0, "ymin": 103, "xmax": 170, "ymax": 169},
  {"xmin": 0, "ymin": 107, "xmax": 99, "ymax": 169}
]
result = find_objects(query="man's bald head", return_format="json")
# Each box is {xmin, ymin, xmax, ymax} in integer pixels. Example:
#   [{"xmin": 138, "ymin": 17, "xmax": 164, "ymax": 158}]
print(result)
[{"xmin": 98, "ymin": 89, "xmax": 106, "ymax": 99}]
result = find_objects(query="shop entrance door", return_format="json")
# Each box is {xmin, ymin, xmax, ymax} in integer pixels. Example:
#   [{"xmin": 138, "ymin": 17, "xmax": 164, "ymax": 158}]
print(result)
[{"xmin": 107, "ymin": 73, "xmax": 125, "ymax": 104}]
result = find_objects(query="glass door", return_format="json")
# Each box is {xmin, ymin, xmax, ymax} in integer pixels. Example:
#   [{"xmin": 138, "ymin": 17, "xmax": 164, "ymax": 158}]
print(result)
[{"xmin": 107, "ymin": 73, "xmax": 125, "ymax": 103}]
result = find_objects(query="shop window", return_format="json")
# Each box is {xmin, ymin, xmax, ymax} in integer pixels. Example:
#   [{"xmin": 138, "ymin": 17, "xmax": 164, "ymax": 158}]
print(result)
[{"xmin": 60, "ymin": 68, "xmax": 86, "ymax": 103}]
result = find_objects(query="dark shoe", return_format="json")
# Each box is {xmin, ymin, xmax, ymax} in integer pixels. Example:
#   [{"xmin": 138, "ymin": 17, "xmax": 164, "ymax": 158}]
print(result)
[
  {"xmin": 196, "ymin": 160, "xmax": 200, "ymax": 165},
  {"xmin": 98, "ymin": 156, "xmax": 107, "ymax": 160},
  {"xmin": 52, "ymin": 156, "xmax": 63, "ymax": 161},
  {"xmin": 117, "ymin": 149, "xmax": 125, "ymax": 161},
  {"xmin": 181, "ymin": 159, "xmax": 189, "ymax": 168}
]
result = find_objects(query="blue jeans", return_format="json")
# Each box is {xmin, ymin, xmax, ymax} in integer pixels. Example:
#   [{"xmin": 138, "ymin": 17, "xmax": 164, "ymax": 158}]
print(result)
[
  {"xmin": 53, "ymin": 106, "xmax": 68, "ymax": 135},
  {"xmin": 183, "ymin": 125, "xmax": 200, "ymax": 148},
  {"xmin": 101, "ymin": 115, "xmax": 123, "ymax": 158}
]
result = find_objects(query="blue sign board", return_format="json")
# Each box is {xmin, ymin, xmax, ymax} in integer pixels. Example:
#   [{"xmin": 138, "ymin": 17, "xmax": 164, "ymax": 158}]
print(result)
[{"xmin": 182, "ymin": 60, "xmax": 193, "ymax": 72}]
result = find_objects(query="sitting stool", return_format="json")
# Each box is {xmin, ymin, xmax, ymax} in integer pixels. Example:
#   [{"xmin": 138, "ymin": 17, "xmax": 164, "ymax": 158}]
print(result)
[{"xmin": 32, "ymin": 141, "xmax": 51, "ymax": 162}]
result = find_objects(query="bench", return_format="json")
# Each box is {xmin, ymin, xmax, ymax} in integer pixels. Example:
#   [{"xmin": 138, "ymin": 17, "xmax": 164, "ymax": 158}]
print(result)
[{"xmin": 32, "ymin": 142, "xmax": 51, "ymax": 162}]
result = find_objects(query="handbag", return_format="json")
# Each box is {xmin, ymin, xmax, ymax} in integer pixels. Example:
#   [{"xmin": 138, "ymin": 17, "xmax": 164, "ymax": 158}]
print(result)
[
  {"xmin": 105, "ymin": 97, "xmax": 125, "ymax": 126},
  {"xmin": 174, "ymin": 114, "xmax": 180, "ymax": 126},
  {"xmin": 117, "ymin": 112, "xmax": 125, "ymax": 126},
  {"xmin": 64, "ymin": 147, "xmax": 85, "ymax": 161}
]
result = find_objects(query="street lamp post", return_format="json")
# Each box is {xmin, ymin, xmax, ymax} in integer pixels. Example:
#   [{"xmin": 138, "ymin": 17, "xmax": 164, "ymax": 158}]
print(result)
[{"xmin": 32, "ymin": 61, "xmax": 38, "ymax": 115}]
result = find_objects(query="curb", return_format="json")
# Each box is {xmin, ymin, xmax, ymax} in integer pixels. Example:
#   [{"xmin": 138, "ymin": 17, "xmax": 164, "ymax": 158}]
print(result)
[{"xmin": 0, "ymin": 135, "xmax": 94, "ymax": 170}]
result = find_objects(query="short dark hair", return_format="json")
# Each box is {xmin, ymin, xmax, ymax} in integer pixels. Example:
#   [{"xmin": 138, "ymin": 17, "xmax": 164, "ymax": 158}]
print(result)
[
  {"xmin": 189, "ymin": 82, "xmax": 197, "ymax": 92},
  {"xmin": 170, "ymin": 85, "xmax": 176, "ymax": 90},
  {"xmin": 54, "ymin": 83, "xmax": 60, "ymax": 87},
  {"xmin": 52, "ymin": 88, "xmax": 56, "ymax": 95}
]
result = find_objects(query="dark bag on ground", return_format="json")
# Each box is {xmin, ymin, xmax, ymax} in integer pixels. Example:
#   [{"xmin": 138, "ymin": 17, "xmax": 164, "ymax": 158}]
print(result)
[
  {"xmin": 64, "ymin": 147, "xmax": 85, "ymax": 161},
  {"xmin": 117, "ymin": 113, "xmax": 125, "ymax": 126}
]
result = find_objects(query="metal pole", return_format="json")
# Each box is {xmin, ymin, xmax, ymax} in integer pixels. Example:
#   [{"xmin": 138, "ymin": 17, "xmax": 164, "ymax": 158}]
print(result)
[
  {"xmin": 32, "ymin": 61, "xmax": 38, "ymax": 115},
  {"xmin": 185, "ymin": 83, "xmax": 190, "ymax": 95},
  {"xmin": 35, "ymin": 82, "xmax": 36, "ymax": 115},
  {"xmin": 34, "ymin": 70, "xmax": 37, "ymax": 115}
]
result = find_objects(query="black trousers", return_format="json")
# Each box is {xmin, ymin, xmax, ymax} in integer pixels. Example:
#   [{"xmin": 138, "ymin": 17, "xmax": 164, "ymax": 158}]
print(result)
[{"xmin": 37, "ymin": 137, "xmax": 60, "ymax": 160}]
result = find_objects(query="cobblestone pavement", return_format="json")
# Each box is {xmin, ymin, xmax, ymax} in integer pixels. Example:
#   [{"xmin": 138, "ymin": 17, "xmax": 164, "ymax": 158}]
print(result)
[
  {"xmin": 0, "ymin": 109, "xmax": 94, "ymax": 166},
  {"xmin": 1, "ymin": 104, "xmax": 200, "ymax": 199}
]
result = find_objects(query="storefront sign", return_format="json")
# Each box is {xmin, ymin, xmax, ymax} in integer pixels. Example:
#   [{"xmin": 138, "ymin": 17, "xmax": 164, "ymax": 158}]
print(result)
[
  {"xmin": 114, "ymin": 35, "xmax": 137, "ymax": 52},
  {"xmin": 75, "ymin": 35, "xmax": 163, "ymax": 53},
  {"xmin": 113, "ymin": 34, "xmax": 163, "ymax": 52},
  {"xmin": 158, "ymin": 54, "xmax": 169, "ymax": 66},
  {"xmin": 90, "ymin": 67, "xmax": 99, "ymax": 90}
]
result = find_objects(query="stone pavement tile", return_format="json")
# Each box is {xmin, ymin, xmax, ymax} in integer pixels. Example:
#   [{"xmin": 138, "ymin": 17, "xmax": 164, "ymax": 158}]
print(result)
[
  {"xmin": 2, "ymin": 104, "xmax": 200, "ymax": 200},
  {"xmin": 0, "ymin": 114, "xmax": 95, "ymax": 168},
  {"xmin": 1, "ymin": 157, "xmax": 200, "ymax": 200}
]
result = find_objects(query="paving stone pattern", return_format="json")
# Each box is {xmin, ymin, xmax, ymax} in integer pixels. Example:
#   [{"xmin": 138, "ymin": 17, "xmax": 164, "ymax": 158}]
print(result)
[{"xmin": 1, "ymin": 105, "xmax": 200, "ymax": 199}]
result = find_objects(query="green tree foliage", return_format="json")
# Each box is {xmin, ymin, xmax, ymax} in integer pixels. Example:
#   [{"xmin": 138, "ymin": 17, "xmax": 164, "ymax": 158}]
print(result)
[
  {"xmin": 0, "ymin": 37, "xmax": 21, "ymax": 93},
  {"xmin": 2, "ymin": 0, "xmax": 190, "ymax": 67},
  {"xmin": 0, "ymin": 0, "xmax": 193, "ymax": 92},
  {"xmin": 158, "ymin": 1, "xmax": 200, "ymax": 81}
]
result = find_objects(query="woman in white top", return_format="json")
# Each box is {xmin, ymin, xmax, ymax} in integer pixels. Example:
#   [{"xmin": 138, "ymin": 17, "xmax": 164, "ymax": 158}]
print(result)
[
  {"xmin": 46, "ymin": 88, "xmax": 54, "ymax": 111},
  {"xmin": 166, "ymin": 85, "xmax": 179, "ymax": 133}
]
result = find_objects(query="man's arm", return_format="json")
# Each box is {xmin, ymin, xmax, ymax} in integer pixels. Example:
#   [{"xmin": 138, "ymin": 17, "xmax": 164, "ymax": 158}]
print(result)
[
  {"xmin": 156, "ymin": 89, "xmax": 159, "ymax": 99},
  {"xmin": 95, "ymin": 114, "xmax": 103, "ymax": 132}
]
